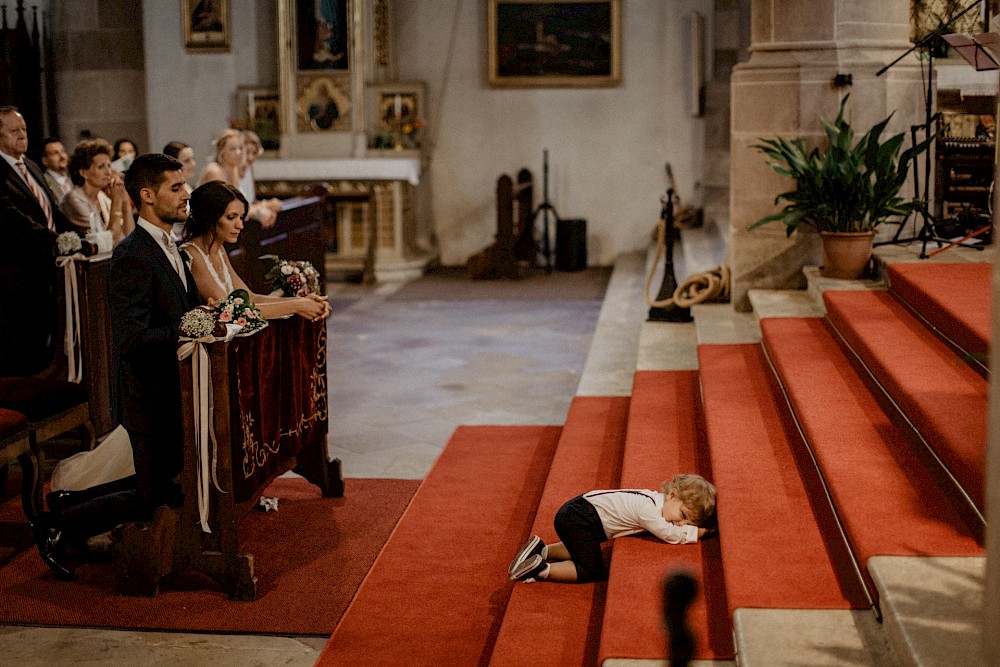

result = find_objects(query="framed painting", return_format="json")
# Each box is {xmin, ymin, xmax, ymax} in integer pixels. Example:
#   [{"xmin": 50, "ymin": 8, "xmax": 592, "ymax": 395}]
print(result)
[
  {"xmin": 488, "ymin": 0, "xmax": 621, "ymax": 88},
  {"xmin": 296, "ymin": 0, "xmax": 350, "ymax": 70},
  {"xmin": 183, "ymin": 0, "xmax": 230, "ymax": 52},
  {"xmin": 237, "ymin": 87, "xmax": 282, "ymax": 150},
  {"xmin": 368, "ymin": 82, "xmax": 426, "ymax": 149}
]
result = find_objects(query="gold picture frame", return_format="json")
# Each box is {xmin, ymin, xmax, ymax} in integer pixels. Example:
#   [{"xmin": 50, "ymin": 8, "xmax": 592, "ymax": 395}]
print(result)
[
  {"xmin": 183, "ymin": 0, "xmax": 230, "ymax": 52},
  {"xmin": 236, "ymin": 87, "xmax": 282, "ymax": 150},
  {"xmin": 488, "ymin": 0, "xmax": 621, "ymax": 88},
  {"xmin": 368, "ymin": 81, "xmax": 426, "ymax": 149}
]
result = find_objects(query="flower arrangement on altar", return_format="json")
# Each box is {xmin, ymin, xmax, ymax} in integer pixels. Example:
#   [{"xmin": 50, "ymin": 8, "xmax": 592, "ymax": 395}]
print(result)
[
  {"xmin": 262, "ymin": 255, "xmax": 322, "ymax": 297},
  {"xmin": 180, "ymin": 289, "xmax": 267, "ymax": 339}
]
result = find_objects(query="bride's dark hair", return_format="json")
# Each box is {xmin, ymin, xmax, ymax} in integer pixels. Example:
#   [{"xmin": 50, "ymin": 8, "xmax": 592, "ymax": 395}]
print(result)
[{"xmin": 183, "ymin": 180, "xmax": 248, "ymax": 245}]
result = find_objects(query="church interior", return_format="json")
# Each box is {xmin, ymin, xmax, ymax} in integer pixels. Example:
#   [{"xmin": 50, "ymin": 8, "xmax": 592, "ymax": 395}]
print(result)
[{"xmin": 1, "ymin": 0, "xmax": 1000, "ymax": 665}]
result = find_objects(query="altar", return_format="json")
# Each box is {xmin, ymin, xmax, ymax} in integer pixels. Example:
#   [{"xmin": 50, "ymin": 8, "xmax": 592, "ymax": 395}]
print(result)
[{"xmin": 254, "ymin": 156, "xmax": 434, "ymax": 283}]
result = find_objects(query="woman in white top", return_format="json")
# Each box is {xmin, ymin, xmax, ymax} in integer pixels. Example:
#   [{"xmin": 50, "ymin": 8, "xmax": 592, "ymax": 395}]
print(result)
[
  {"xmin": 181, "ymin": 180, "xmax": 330, "ymax": 321},
  {"xmin": 197, "ymin": 128, "xmax": 280, "ymax": 228},
  {"xmin": 60, "ymin": 138, "xmax": 134, "ymax": 246}
]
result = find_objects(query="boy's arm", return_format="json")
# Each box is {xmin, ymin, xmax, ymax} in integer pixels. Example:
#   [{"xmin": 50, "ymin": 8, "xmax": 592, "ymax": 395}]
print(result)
[{"xmin": 641, "ymin": 514, "xmax": 699, "ymax": 544}]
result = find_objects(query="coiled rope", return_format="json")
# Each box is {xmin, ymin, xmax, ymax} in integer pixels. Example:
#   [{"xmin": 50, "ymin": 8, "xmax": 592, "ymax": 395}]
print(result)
[{"xmin": 644, "ymin": 218, "xmax": 730, "ymax": 309}]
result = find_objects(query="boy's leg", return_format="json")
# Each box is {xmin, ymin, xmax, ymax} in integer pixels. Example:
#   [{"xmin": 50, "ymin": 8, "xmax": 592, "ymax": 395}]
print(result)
[
  {"xmin": 546, "ymin": 542, "xmax": 571, "ymax": 561},
  {"xmin": 552, "ymin": 495, "xmax": 608, "ymax": 583}
]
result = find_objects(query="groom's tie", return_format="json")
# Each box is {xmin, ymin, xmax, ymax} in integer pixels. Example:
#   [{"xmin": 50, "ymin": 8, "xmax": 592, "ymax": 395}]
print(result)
[
  {"xmin": 15, "ymin": 160, "xmax": 54, "ymax": 231},
  {"xmin": 162, "ymin": 231, "xmax": 189, "ymax": 290}
]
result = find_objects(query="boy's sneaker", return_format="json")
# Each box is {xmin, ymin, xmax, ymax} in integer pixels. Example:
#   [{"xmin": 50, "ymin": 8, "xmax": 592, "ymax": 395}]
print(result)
[
  {"xmin": 508, "ymin": 535, "xmax": 544, "ymax": 576},
  {"xmin": 510, "ymin": 553, "xmax": 547, "ymax": 582}
]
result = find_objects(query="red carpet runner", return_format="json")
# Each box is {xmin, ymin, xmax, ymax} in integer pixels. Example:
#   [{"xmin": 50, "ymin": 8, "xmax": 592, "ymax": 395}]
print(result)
[
  {"xmin": 317, "ymin": 425, "xmax": 561, "ymax": 667},
  {"xmin": 0, "ymin": 477, "xmax": 418, "ymax": 634}
]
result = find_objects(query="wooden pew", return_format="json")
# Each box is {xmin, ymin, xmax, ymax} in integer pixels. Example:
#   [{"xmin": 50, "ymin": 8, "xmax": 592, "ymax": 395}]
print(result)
[
  {"xmin": 227, "ymin": 195, "xmax": 326, "ymax": 295},
  {"xmin": 112, "ymin": 317, "xmax": 343, "ymax": 599}
]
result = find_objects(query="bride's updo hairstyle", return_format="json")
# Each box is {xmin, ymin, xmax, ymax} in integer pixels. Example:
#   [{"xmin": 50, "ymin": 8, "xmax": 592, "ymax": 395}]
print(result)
[{"xmin": 184, "ymin": 180, "xmax": 248, "ymax": 245}]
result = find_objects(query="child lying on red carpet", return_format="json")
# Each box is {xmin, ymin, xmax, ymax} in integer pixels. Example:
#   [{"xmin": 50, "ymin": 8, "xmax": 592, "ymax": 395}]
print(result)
[{"xmin": 509, "ymin": 473, "xmax": 717, "ymax": 583}]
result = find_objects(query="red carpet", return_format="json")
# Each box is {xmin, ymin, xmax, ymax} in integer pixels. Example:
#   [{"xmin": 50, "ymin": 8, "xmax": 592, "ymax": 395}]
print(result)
[
  {"xmin": 599, "ymin": 371, "xmax": 734, "ymax": 663},
  {"xmin": 698, "ymin": 345, "xmax": 869, "ymax": 612},
  {"xmin": 0, "ymin": 477, "xmax": 418, "ymax": 634},
  {"xmin": 887, "ymin": 262, "xmax": 991, "ymax": 357},
  {"xmin": 761, "ymin": 318, "xmax": 984, "ymax": 603},
  {"xmin": 489, "ymin": 396, "xmax": 629, "ymax": 667},
  {"xmin": 825, "ymin": 290, "xmax": 987, "ymax": 512},
  {"xmin": 318, "ymin": 425, "xmax": 561, "ymax": 667}
]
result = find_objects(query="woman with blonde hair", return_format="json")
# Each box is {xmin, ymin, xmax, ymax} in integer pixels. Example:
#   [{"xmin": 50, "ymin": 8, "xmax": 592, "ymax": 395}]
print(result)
[{"xmin": 198, "ymin": 128, "xmax": 280, "ymax": 227}]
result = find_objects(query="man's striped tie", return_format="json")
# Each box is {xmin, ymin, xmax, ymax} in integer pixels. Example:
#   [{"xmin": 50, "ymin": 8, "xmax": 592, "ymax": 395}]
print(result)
[{"xmin": 16, "ymin": 160, "xmax": 55, "ymax": 231}]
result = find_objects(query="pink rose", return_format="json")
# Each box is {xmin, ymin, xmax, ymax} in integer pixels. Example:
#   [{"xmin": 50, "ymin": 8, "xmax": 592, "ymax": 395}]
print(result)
[
  {"xmin": 237, "ymin": 317, "xmax": 248, "ymax": 326},
  {"xmin": 219, "ymin": 311, "xmax": 232, "ymax": 322}
]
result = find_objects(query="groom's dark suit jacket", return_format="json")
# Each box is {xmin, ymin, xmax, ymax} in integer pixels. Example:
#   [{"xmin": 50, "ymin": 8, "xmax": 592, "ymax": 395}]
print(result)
[
  {"xmin": 0, "ymin": 155, "xmax": 69, "ymax": 375},
  {"xmin": 108, "ymin": 224, "xmax": 202, "ymax": 504}
]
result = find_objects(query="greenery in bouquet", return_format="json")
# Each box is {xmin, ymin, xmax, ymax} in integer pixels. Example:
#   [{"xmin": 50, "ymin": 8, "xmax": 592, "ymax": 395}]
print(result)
[
  {"xmin": 216, "ymin": 289, "xmax": 267, "ymax": 333},
  {"xmin": 262, "ymin": 255, "xmax": 322, "ymax": 297},
  {"xmin": 179, "ymin": 289, "xmax": 267, "ymax": 338}
]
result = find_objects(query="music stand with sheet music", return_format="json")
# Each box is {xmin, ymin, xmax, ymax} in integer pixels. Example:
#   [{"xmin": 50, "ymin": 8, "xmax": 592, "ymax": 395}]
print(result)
[{"xmin": 943, "ymin": 32, "xmax": 1000, "ymax": 71}]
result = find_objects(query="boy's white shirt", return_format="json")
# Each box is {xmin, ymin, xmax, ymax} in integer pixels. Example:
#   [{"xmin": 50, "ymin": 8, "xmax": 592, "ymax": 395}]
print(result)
[{"xmin": 583, "ymin": 489, "xmax": 699, "ymax": 544}]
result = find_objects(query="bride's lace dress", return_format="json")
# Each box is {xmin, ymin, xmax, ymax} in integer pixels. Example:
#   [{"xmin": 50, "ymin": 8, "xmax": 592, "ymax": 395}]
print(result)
[{"xmin": 183, "ymin": 243, "xmax": 235, "ymax": 295}]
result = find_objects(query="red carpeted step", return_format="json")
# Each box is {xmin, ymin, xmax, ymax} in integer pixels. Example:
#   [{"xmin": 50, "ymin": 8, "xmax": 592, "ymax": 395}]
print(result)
[
  {"xmin": 317, "ymin": 425, "xmax": 562, "ymax": 667},
  {"xmin": 489, "ymin": 396, "xmax": 629, "ymax": 667},
  {"xmin": 760, "ymin": 318, "xmax": 984, "ymax": 606},
  {"xmin": 698, "ymin": 344, "xmax": 870, "ymax": 613},
  {"xmin": 887, "ymin": 262, "xmax": 991, "ymax": 357},
  {"xmin": 598, "ymin": 370, "xmax": 734, "ymax": 663},
  {"xmin": 825, "ymin": 289, "xmax": 987, "ymax": 514}
]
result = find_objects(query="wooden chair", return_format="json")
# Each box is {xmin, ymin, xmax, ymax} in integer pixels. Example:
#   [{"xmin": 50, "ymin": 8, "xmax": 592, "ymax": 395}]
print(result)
[
  {"xmin": 0, "ymin": 407, "xmax": 40, "ymax": 534},
  {"xmin": 0, "ymin": 377, "xmax": 95, "ymax": 522}
]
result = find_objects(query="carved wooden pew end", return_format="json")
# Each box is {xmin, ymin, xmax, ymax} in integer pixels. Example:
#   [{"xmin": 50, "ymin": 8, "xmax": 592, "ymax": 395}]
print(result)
[{"xmin": 111, "ymin": 506, "xmax": 181, "ymax": 598}]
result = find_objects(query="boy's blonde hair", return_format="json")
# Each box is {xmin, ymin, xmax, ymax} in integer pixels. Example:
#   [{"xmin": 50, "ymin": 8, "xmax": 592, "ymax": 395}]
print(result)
[{"xmin": 661, "ymin": 473, "xmax": 717, "ymax": 526}]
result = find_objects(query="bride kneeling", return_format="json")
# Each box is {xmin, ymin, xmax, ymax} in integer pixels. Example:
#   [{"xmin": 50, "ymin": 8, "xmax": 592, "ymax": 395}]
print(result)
[{"xmin": 182, "ymin": 181, "xmax": 331, "ymax": 321}]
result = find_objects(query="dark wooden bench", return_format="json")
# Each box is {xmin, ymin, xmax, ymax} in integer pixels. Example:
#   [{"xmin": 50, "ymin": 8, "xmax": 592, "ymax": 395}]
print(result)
[{"xmin": 112, "ymin": 317, "xmax": 342, "ymax": 599}]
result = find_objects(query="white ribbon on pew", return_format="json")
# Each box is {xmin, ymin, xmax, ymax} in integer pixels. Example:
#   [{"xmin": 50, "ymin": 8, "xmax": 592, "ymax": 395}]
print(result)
[
  {"xmin": 55, "ymin": 254, "xmax": 85, "ymax": 384},
  {"xmin": 178, "ymin": 336, "xmax": 228, "ymax": 533}
]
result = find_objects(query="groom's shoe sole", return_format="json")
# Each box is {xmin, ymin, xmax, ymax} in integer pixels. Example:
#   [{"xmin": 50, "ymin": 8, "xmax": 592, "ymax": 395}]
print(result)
[{"xmin": 508, "ymin": 534, "xmax": 542, "ymax": 576}]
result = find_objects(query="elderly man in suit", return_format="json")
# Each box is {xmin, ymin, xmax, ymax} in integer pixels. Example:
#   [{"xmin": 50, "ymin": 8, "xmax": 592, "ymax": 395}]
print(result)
[
  {"xmin": 0, "ymin": 106, "xmax": 68, "ymax": 376},
  {"xmin": 37, "ymin": 154, "xmax": 201, "ymax": 581}
]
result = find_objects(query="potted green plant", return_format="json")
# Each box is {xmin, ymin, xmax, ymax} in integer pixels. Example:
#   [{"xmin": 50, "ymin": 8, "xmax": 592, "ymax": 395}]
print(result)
[{"xmin": 750, "ymin": 95, "xmax": 931, "ymax": 279}]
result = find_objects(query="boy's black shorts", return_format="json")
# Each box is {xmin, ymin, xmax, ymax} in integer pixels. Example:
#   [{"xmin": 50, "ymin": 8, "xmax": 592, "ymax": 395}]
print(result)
[{"xmin": 554, "ymin": 494, "xmax": 608, "ymax": 583}]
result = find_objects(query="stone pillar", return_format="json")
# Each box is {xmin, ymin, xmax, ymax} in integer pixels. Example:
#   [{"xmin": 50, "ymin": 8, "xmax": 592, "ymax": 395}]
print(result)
[
  {"xmin": 52, "ymin": 0, "xmax": 149, "ymax": 151},
  {"xmin": 728, "ymin": 0, "xmax": 925, "ymax": 310}
]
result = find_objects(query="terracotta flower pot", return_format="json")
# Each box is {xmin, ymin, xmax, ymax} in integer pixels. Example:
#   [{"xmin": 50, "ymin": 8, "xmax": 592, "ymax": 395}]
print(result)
[{"xmin": 819, "ymin": 231, "xmax": 875, "ymax": 280}]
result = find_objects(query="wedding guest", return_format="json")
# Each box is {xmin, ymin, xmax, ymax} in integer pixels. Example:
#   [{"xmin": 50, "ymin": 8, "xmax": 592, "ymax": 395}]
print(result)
[
  {"xmin": 113, "ymin": 137, "xmax": 137, "ymax": 164},
  {"xmin": 40, "ymin": 137, "xmax": 72, "ymax": 203},
  {"xmin": 197, "ymin": 128, "xmax": 280, "ymax": 227},
  {"xmin": 61, "ymin": 139, "xmax": 134, "ymax": 246},
  {"xmin": 163, "ymin": 140, "xmax": 197, "ymax": 193},
  {"xmin": 0, "ymin": 106, "xmax": 66, "ymax": 376},
  {"xmin": 182, "ymin": 180, "xmax": 330, "ymax": 321},
  {"xmin": 163, "ymin": 140, "xmax": 197, "ymax": 240}
]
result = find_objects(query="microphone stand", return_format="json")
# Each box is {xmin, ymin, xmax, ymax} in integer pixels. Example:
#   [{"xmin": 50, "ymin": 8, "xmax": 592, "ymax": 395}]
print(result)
[{"xmin": 874, "ymin": 0, "xmax": 987, "ymax": 257}]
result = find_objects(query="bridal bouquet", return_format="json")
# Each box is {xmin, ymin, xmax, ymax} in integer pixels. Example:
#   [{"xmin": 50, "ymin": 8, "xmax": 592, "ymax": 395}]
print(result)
[
  {"xmin": 180, "ymin": 289, "xmax": 267, "ymax": 338},
  {"xmin": 262, "ymin": 255, "xmax": 322, "ymax": 297}
]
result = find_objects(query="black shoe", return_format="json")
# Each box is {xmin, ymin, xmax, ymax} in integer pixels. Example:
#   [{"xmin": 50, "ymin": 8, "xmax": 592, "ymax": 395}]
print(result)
[
  {"xmin": 37, "ymin": 530, "xmax": 76, "ymax": 581},
  {"xmin": 508, "ymin": 535, "xmax": 544, "ymax": 576},
  {"xmin": 510, "ymin": 553, "xmax": 547, "ymax": 582}
]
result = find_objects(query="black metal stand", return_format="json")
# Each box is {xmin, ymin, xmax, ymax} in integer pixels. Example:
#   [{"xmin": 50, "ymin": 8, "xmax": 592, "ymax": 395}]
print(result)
[
  {"xmin": 532, "ymin": 149, "xmax": 559, "ymax": 273},
  {"xmin": 648, "ymin": 164, "xmax": 692, "ymax": 322},
  {"xmin": 874, "ymin": 0, "xmax": 987, "ymax": 257}
]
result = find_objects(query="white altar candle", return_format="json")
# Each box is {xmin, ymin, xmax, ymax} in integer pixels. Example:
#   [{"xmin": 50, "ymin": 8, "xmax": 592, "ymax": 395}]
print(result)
[{"xmin": 394, "ymin": 94, "xmax": 402, "ymax": 120}]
